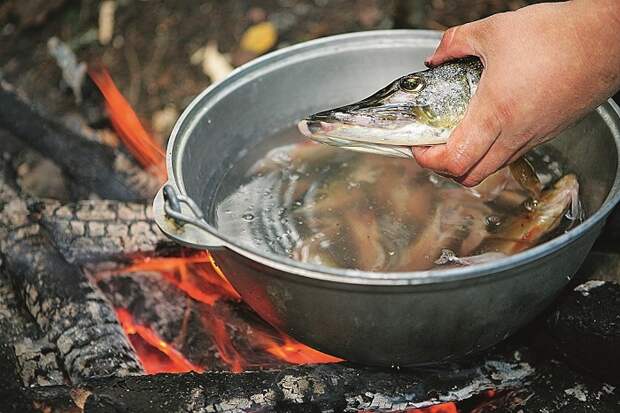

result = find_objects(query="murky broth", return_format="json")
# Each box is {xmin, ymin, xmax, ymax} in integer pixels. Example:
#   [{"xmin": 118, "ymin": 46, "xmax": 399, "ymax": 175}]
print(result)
[{"xmin": 214, "ymin": 126, "xmax": 579, "ymax": 272}]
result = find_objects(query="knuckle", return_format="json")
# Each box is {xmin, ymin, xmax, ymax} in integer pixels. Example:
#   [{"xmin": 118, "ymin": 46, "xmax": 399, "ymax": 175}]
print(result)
[
  {"xmin": 442, "ymin": 26, "xmax": 458, "ymax": 42},
  {"xmin": 478, "ymin": 113, "xmax": 501, "ymax": 138},
  {"xmin": 444, "ymin": 159, "xmax": 469, "ymax": 177},
  {"xmin": 494, "ymin": 98, "xmax": 515, "ymax": 125},
  {"xmin": 444, "ymin": 144, "xmax": 473, "ymax": 176},
  {"xmin": 439, "ymin": 26, "xmax": 462, "ymax": 49}
]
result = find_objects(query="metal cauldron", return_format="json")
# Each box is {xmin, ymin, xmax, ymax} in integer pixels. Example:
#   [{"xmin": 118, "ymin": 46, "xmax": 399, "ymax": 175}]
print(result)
[{"xmin": 153, "ymin": 30, "xmax": 620, "ymax": 366}]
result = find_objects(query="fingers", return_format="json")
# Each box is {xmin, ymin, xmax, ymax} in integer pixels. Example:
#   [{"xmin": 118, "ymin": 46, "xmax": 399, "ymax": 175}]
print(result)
[
  {"xmin": 455, "ymin": 139, "xmax": 527, "ymax": 187},
  {"xmin": 425, "ymin": 24, "xmax": 479, "ymax": 67},
  {"xmin": 412, "ymin": 94, "xmax": 501, "ymax": 177}
]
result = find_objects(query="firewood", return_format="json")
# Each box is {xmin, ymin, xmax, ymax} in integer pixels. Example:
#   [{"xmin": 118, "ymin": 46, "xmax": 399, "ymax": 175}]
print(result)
[
  {"xmin": 36, "ymin": 199, "xmax": 172, "ymax": 265},
  {"xmin": 21, "ymin": 349, "xmax": 535, "ymax": 413},
  {"xmin": 473, "ymin": 356, "xmax": 619, "ymax": 412},
  {"xmin": 0, "ymin": 270, "xmax": 66, "ymax": 387},
  {"xmin": 0, "ymin": 83, "xmax": 159, "ymax": 201},
  {"xmin": 0, "ymin": 158, "xmax": 144, "ymax": 383}
]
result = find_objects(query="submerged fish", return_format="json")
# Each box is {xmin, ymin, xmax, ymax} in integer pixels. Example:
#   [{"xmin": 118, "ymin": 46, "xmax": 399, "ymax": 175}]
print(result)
[
  {"xmin": 298, "ymin": 57, "xmax": 483, "ymax": 158},
  {"xmin": 480, "ymin": 173, "xmax": 580, "ymax": 255},
  {"xmin": 434, "ymin": 173, "xmax": 580, "ymax": 268}
]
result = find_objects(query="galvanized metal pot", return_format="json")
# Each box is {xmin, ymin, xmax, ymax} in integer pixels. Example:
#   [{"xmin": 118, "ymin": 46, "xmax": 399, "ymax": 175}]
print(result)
[{"xmin": 153, "ymin": 30, "xmax": 620, "ymax": 366}]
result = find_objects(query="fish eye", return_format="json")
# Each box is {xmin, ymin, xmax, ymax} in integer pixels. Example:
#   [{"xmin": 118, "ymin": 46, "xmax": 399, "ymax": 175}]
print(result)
[{"xmin": 399, "ymin": 76, "xmax": 425, "ymax": 93}]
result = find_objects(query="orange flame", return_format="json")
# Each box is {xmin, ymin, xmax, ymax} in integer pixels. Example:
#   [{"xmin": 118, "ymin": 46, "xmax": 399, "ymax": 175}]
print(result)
[
  {"xmin": 116, "ymin": 308, "xmax": 204, "ymax": 374},
  {"xmin": 202, "ymin": 313, "xmax": 246, "ymax": 373},
  {"xmin": 263, "ymin": 336, "xmax": 342, "ymax": 364},
  {"xmin": 111, "ymin": 251, "xmax": 341, "ymax": 373},
  {"xmin": 88, "ymin": 67, "xmax": 166, "ymax": 180},
  {"xmin": 114, "ymin": 252, "xmax": 241, "ymax": 304}
]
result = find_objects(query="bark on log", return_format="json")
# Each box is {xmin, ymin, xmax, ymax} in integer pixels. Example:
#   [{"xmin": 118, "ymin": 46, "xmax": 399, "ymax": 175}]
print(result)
[
  {"xmin": 0, "ymin": 83, "xmax": 159, "ymax": 201},
  {"xmin": 0, "ymin": 159, "xmax": 144, "ymax": 383},
  {"xmin": 36, "ymin": 199, "xmax": 172, "ymax": 265},
  {"xmin": 22, "ymin": 351, "xmax": 535, "ymax": 413},
  {"xmin": 0, "ymin": 270, "xmax": 66, "ymax": 387}
]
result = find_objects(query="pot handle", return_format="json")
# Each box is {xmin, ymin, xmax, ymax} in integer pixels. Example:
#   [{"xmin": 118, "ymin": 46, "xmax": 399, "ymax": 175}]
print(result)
[{"xmin": 152, "ymin": 183, "xmax": 224, "ymax": 249}]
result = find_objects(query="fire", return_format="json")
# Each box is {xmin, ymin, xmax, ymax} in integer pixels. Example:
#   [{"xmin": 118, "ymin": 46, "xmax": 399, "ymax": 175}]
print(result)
[
  {"xmin": 108, "ymin": 251, "xmax": 342, "ymax": 373},
  {"xmin": 257, "ymin": 333, "xmax": 341, "ymax": 364},
  {"xmin": 116, "ymin": 308, "xmax": 204, "ymax": 374},
  {"xmin": 114, "ymin": 252, "xmax": 241, "ymax": 304},
  {"xmin": 88, "ymin": 67, "xmax": 166, "ymax": 181}
]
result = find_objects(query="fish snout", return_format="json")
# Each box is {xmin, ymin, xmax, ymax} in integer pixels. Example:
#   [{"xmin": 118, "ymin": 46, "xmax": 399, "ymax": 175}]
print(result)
[{"xmin": 297, "ymin": 119, "xmax": 336, "ymax": 138}]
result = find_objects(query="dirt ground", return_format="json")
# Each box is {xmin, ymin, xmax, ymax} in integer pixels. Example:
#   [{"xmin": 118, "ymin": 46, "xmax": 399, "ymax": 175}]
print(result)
[{"xmin": 0, "ymin": 0, "xmax": 548, "ymax": 145}]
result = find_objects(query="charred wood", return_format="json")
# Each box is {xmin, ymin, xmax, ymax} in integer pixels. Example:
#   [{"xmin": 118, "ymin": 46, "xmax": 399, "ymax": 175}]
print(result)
[
  {"xmin": 0, "ymin": 270, "xmax": 65, "ymax": 387},
  {"xmin": 473, "ymin": 357, "xmax": 619, "ymax": 412},
  {"xmin": 0, "ymin": 159, "xmax": 144, "ymax": 383},
  {"xmin": 23, "ymin": 351, "xmax": 534, "ymax": 413},
  {"xmin": 37, "ymin": 199, "xmax": 172, "ymax": 265},
  {"xmin": 0, "ymin": 83, "xmax": 159, "ymax": 201}
]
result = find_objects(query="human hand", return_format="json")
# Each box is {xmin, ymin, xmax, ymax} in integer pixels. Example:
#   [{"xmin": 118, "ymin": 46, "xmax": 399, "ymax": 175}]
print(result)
[{"xmin": 413, "ymin": 0, "xmax": 620, "ymax": 186}]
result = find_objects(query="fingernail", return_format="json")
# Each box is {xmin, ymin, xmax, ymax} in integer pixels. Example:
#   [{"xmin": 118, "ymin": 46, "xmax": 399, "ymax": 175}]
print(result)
[{"xmin": 424, "ymin": 57, "xmax": 432, "ymax": 67}]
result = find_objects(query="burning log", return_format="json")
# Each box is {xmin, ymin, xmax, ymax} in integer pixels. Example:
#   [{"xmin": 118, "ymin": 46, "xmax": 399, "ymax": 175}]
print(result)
[
  {"xmin": 0, "ymin": 158, "xmax": 144, "ymax": 383},
  {"xmin": 97, "ymin": 271, "xmax": 307, "ymax": 372},
  {"xmin": 36, "ymin": 199, "xmax": 172, "ymax": 265},
  {"xmin": 0, "ymin": 83, "xmax": 159, "ymax": 201},
  {"xmin": 19, "ymin": 350, "xmax": 534, "ymax": 413}
]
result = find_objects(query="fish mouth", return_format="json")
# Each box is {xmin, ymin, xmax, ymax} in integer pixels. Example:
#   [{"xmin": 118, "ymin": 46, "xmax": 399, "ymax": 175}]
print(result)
[
  {"xmin": 297, "ymin": 109, "xmax": 449, "ymax": 148},
  {"xmin": 297, "ymin": 117, "xmax": 337, "ymax": 138},
  {"xmin": 297, "ymin": 104, "xmax": 408, "ymax": 143},
  {"xmin": 297, "ymin": 115, "xmax": 417, "ymax": 159}
]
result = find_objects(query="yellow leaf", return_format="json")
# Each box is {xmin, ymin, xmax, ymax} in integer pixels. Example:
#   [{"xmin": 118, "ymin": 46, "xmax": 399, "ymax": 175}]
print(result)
[{"xmin": 240, "ymin": 22, "xmax": 277, "ymax": 55}]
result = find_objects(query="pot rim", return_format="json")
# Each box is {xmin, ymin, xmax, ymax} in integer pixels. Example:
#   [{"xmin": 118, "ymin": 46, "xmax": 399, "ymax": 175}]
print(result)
[{"xmin": 165, "ymin": 29, "xmax": 620, "ymax": 286}]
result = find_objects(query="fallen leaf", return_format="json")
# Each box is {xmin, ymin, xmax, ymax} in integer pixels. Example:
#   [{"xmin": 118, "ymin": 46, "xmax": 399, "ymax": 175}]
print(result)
[{"xmin": 240, "ymin": 21, "xmax": 277, "ymax": 55}]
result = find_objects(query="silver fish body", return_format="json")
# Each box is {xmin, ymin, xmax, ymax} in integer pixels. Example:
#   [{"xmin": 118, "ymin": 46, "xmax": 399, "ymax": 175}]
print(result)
[{"xmin": 298, "ymin": 57, "xmax": 483, "ymax": 158}]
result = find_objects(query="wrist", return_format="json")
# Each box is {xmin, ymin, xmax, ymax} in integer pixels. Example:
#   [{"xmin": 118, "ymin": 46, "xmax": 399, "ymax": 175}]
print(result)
[{"xmin": 568, "ymin": 0, "xmax": 620, "ymax": 92}]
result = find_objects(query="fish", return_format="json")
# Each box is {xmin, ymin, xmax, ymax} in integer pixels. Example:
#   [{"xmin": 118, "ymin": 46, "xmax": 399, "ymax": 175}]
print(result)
[
  {"xmin": 296, "ymin": 57, "xmax": 545, "ymax": 196},
  {"xmin": 476, "ymin": 173, "xmax": 580, "ymax": 256},
  {"xmin": 433, "ymin": 173, "xmax": 580, "ymax": 268},
  {"xmin": 297, "ymin": 57, "xmax": 483, "ymax": 158}
]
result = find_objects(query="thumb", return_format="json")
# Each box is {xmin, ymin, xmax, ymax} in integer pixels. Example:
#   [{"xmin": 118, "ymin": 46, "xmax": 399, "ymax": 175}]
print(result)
[{"xmin": 425, "ymin": 24, "xmax": 479, "ymax": 67}]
